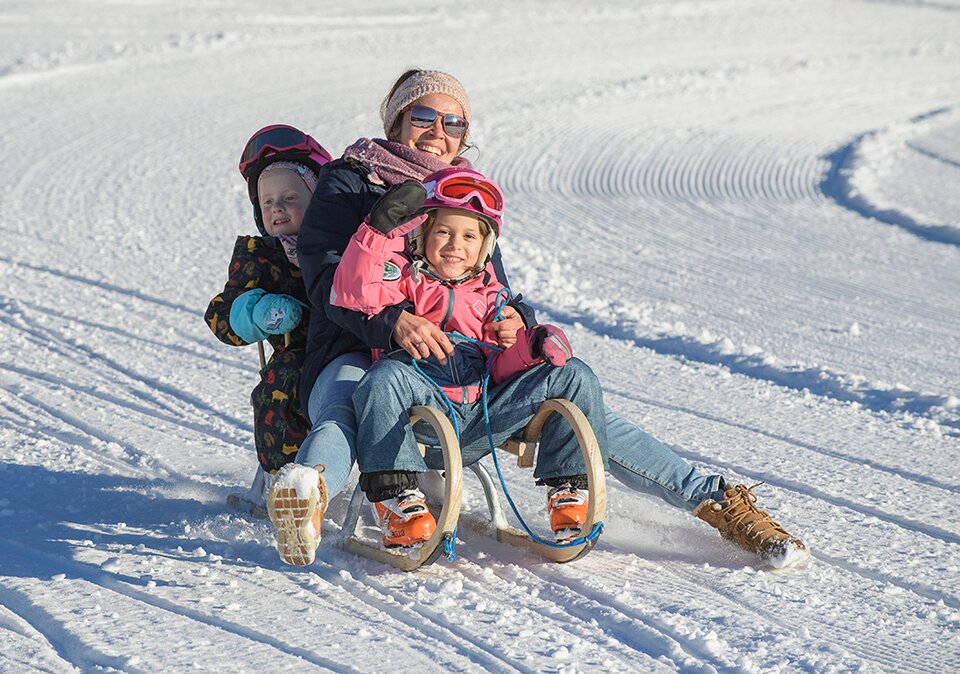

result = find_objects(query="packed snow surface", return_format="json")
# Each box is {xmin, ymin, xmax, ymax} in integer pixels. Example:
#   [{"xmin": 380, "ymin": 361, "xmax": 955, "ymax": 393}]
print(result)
[{"xmin": 2, "ymin": 1, "xmax": 959, "ymax": 672}]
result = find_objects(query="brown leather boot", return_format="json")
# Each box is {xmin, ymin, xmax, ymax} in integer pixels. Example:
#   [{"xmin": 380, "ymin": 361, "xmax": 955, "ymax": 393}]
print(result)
[
  {"xmin": 694, "ymin": 483, "xmax": 809, "ymax": 568},
  {"xmin": 267, "ymin": 464, "xmax": 329, "ymax": 566}
]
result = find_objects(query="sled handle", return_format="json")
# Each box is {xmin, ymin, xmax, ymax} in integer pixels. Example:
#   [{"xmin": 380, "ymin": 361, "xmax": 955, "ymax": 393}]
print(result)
[{"xmin": 257, "ymin": 333, "xmax": 292, "ymax": 369}]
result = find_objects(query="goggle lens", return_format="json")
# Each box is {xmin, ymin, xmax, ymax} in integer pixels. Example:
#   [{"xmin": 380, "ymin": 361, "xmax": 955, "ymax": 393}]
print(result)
[
  {"xmin": 408, "ymin": 105, "xmax": 468, "ymax": 138},
  {"xmin": 239, "ymin": 126, "xmax": 309, "ymax": 174},
  {"xmin": 435, "ymin": 176, "xmax": 503, "ymax": 215}
]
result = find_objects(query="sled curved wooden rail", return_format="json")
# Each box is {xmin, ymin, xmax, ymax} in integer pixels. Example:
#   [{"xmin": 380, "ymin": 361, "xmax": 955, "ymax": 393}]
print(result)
[
  {"xmin": 342, "ymin": 405, "xmax": 463, "ymax": 571},
  {"xmin": 494, "ymin": 398, "xmax": 606, "ymax": 563},
  {"xmin": 341, "ymin": 399, "xmax": 606, "ymax": 571}
]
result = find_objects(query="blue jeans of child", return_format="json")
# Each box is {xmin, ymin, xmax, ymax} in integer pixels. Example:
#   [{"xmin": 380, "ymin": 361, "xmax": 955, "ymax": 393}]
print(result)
[
  {"xmin": 294, "ymin": 351, "xmax": 371, "ymax": 498},
  {"xmin": 353, "ymin": 358, "xmax": 609, "ymax": 481}
]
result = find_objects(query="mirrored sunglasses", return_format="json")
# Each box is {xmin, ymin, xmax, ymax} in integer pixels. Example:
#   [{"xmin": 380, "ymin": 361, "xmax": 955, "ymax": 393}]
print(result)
[{"xmin": 408, "ymin": 105, "xmax": 469, "ymax": 138}]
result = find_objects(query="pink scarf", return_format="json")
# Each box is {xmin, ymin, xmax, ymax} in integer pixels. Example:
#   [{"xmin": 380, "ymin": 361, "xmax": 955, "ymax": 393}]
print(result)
[
  {"xmin": 276, "ymin": 233, "xmax": 299, "ymax": 268},
  {"xmin": 342, "ymin": 138, "xmax": 471, "ymax": 187}
]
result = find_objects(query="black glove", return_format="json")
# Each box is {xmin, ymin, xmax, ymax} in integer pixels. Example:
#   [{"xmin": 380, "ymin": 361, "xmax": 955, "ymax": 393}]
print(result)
[{"xmin": 369, "ymin": 180, "xmax": 428, "ymax": 235}]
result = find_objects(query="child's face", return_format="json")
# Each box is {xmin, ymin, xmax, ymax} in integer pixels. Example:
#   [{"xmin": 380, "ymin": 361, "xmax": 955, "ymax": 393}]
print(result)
[
  {"xmin": 424, "ymin": 208, "xmax": 485, "ymax": 280},
  {"xmin": 258, "ymin": 169, "xmax": 311, "ymax": 236}
]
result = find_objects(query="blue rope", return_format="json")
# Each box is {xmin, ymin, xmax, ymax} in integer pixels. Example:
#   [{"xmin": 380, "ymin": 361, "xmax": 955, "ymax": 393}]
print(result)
[
  {"xmin": 411, "ymin": 359, "xmax": 461, "ymax": 440},
  {"xmin": 444, "ymin": 527, "xmax": 458, "ymax": 561},
  {"xmin": 411, "ymin": 287, "xmax": 604, "ymax": 552},
  {"xmin": 479, "ymin": 337, "xmax": 605, "ymax": 550}
]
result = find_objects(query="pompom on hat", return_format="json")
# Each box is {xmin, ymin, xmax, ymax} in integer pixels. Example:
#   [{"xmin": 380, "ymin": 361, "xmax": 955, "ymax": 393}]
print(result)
[{"xmin": 380, "ymin": 70, "xmax": 471, "ymax": 137}]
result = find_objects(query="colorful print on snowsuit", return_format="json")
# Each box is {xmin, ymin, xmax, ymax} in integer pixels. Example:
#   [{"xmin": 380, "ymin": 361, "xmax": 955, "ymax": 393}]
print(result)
[{"xmin": 205, "ymin": 235, "xmax": 311, "ymax": 472}]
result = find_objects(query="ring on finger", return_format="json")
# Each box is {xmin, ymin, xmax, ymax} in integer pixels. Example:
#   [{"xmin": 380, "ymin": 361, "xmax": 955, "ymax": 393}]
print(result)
[{"xmin": 413, "ymin": 341, "xmax": 425, "ymax": 348}]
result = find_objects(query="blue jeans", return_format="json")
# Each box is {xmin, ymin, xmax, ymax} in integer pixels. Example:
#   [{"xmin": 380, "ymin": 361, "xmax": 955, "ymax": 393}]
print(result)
[
  {"xmin": 299, "ymin": 352, "xmax": 722, "ymax": 511},
  {"xmin": 294, "ymin": 351, "xmax": 371, "ymax": 497},
  {"xmin": 353, "ymin": 358, "xmax": 609, "ymax": 481},
  {"xmin": 605, "ymin": 408, "xmax": 723, "ymax": 510}
]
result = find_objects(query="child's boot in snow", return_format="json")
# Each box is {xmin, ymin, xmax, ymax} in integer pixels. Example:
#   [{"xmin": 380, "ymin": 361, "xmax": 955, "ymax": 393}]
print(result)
[
  {"xmin": 267, "ymin": 463, "xmax": 328, "ymax": 566},
  {"xmin": 547, "ymin": 484, "xmax": 589, "ymax": 542},
  {"xmin": 694, "ymin": 482, "xmax": 809, "ymax": 568},
  {"xmin": 372, "ymin": 489, "xmax": 436, "ymax": 548}
]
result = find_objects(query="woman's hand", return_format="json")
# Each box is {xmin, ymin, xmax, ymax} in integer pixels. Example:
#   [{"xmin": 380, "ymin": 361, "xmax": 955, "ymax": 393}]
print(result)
[
  {"xmin": 485, "ymin": 304, "xmax": 523, "ymax": 349},
  {"xmin": 393, "ymin": 311, "xmax": 454, "ymax": 363}
]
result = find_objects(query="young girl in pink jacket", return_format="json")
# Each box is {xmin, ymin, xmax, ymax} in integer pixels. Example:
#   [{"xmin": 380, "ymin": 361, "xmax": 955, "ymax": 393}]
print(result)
[{"xmin": 332, "ymin": 168, "xmax": 603, "ymax": 549}]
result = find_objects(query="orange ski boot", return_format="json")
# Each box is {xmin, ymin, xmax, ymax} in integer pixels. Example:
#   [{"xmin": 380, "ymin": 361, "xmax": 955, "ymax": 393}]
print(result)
[
  {"xmin": 547, "ymin": 484, "xmax": 589, "ymax": 542},
  {"xmin": 372, "ymin": 489, "xmax": 436, "ymax": 548}
]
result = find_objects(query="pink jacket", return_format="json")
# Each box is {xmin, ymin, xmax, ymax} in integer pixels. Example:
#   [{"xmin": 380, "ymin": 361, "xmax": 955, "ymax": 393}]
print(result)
[{"xmin": 332, "ymin": 218, "xmax": 549, "ymax": 401}]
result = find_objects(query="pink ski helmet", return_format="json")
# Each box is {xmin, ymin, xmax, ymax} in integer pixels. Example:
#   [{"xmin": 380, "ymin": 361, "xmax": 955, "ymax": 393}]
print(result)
[
  {"xmin": 239, "ymin": 124, "xmax": 333, "ymax": 234},
  {"xmin": 420, "ymin": 167, "xmax": 504, "ymax": 234},
  {"xmin": 411, "ymin": 167, "xmax": 505, "ymax": 271}
]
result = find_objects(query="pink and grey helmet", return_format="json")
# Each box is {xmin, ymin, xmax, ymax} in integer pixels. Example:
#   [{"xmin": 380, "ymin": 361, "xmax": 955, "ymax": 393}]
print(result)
[
  {"xmin": 410, "ymin": 167, "xmax": 505, "ymax": 273},
  {"xmin": 239, "ymin": 124, "xmax": 333, "ymax": 234}
]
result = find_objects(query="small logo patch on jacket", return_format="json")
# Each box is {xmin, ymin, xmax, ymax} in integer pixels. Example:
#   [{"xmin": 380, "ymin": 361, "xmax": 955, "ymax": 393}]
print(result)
[
  {"xmin": 383, "ymin": 261, "xmax": 401, "ymax": 281},
  {"xmin": 470, "ymin": 299, "xmax": 487, "ymax": 318}
]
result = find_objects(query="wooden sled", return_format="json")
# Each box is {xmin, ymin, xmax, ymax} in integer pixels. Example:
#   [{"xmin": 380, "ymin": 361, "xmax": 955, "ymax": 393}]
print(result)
[{"xmin": 341, "ymin": 399, "xmax": 606, "ymax": 571}]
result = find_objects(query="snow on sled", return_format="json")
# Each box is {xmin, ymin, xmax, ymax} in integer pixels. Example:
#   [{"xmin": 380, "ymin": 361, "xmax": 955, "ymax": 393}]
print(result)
[{"xmin": 340, "ymin": 399, "xmax": 607, "ymax": 572}]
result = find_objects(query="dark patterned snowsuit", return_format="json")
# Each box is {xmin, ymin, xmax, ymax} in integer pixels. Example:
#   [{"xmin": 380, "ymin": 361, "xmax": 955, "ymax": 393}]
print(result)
[{"xmin": 205, "ymin": 236, "xmax": 311, "ymax": 473}]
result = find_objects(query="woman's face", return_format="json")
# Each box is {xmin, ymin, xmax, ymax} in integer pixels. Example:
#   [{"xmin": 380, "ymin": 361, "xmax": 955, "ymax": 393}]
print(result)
[{"xmin": 397, "ymin": 93, "xmax": 465, "ymax": 164}]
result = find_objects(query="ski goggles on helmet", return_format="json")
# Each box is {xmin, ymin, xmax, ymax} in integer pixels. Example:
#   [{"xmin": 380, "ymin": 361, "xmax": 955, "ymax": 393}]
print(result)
[
  {"xmin": 407, "ymin": 105, "xmax": 469, "ymax": 138},
  {"xmin": 424, "ymin": 170, "xmax": 504, "ymax": 221},
  {"xmin": 238, "ymin": 124, "xmax": 332, "ymax": 179}
]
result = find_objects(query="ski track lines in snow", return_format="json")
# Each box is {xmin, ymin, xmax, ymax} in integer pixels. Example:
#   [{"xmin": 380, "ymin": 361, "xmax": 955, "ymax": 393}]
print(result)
[
  {"xmin": 821, "ymin": 106, "xmax": 960, "ymax": 246},
  {"xmin": 0, "ymin": 260, "xmax": 258, "ymax": 444},
  {"xmin": 0, "ymin": 539, "xmax": 363, "ymax": 673},
  {"xmin": 0, "ymin": 475, "xmax": 510, "ymax": 673},
  {"xmin": 607, "ymin": 387, "xmax": 960, "ymax": 497},
  {"xmin": 0, "ymin": 521, "xmax": 659, "ymax": 673},
  {"xmin": 601, "ymin": 385, "xmax": 960, "ymax": 607},
  {"xmin": 462, "ymin": 554, "xmax": 737, "ymax": 672},
  {"xmin": 490, "ymin": 120, "xmax": 960, "ymax": 433},
  {"xmin": 315, "ymin": 531, "xmax": 703, "ymax": 672}
]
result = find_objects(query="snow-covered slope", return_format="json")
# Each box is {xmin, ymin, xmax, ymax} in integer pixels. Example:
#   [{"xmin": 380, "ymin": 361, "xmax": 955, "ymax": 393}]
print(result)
[{"xmin": 1, "ymin": 1, "xmax": 958, "ymax": 671}]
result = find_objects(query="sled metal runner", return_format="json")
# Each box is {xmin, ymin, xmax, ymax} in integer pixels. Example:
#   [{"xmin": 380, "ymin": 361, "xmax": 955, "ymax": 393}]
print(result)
[{"xmin": 341, "ymin": 399, "xmax": 606, "ymax": 571}]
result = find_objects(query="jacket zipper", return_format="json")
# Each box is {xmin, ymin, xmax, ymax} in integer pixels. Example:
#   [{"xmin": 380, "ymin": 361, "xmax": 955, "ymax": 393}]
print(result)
[{"xmin": 435, "ymin": 286, "xmax": 470, "ymax": 400}]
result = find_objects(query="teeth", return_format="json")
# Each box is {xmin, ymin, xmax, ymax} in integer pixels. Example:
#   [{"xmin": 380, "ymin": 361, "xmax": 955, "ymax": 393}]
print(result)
[{"xmin": 418, "ymin": 145, "xmax": 442, "ymax": 156}]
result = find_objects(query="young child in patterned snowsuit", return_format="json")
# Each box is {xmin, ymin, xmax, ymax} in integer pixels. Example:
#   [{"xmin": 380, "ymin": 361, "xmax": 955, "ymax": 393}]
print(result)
[{"xmin": 205, "ymin": 130, "xmax": 331, "ymax": 474}]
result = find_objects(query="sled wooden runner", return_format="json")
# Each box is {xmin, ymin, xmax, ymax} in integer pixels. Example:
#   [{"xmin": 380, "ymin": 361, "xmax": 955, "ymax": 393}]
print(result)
[
  {"xmin": 494, "ymin": 399, "xmax": 607, "ymax": 563},
  {"xmin": 342, "ymin": 405, "xmax": 463, "ymax": 571},
  {"xmin": 341, "ymin": 399, "xmax": 606, "ymax": 570}
]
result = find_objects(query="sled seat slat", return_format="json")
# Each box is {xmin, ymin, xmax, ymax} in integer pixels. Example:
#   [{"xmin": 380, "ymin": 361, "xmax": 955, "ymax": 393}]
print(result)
[{"xmin": 498, "ymin": 438, "xmax": 536, "ymax": 468}]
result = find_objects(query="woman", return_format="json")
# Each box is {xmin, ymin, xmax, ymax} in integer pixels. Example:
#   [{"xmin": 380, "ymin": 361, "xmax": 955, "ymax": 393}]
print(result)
[{"xmin": 267, "ymin": 69, "xmax": 808, "ymax": 570}]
